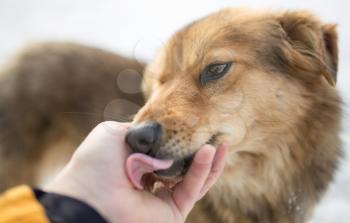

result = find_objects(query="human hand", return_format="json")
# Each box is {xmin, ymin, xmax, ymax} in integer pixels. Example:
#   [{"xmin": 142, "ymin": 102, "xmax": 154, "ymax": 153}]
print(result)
[{"xmin": 45, "ymin": 121, "xmax": 227, "ymax": 223}]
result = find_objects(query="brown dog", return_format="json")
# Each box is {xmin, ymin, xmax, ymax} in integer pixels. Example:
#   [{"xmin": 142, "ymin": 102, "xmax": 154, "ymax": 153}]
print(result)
[
  {"xmin": 126, "ymin": 8, "xmax": 342, "ymax": 223},
  {"xmin": 0, "ymin": 8, "xmax": 342, "ymax": 223}
]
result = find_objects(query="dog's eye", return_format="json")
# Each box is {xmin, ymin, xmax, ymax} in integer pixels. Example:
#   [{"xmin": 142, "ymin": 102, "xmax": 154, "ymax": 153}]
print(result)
[{"xmin": 199, "ymin": 62, "xmax": 232, "ymax": 85}]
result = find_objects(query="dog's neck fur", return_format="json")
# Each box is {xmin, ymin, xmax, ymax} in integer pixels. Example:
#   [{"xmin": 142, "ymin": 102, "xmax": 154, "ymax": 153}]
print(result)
[{"xmin": 188, "ymin": 85, "xmax": 342, "ymax": 223}]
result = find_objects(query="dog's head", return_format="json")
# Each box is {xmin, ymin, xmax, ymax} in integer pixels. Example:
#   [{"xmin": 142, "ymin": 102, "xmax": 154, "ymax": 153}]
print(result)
[{"xmin": 126, "ymin": 8, "xmax": 338, "ymax": 179}]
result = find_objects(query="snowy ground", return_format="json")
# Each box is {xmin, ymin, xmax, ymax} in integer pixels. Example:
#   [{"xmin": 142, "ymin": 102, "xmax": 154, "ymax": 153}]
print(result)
[{"xmin": 0, "ymin": 0, "xmax": 349, "ymax": 222}]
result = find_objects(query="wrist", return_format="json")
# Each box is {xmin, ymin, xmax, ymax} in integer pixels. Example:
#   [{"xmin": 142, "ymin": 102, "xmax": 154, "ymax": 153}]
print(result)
[
  {"xmin": 44, "ymin": 165, "xmax": 113, "ymax": 222},
  {"xmin": 34, "ymin": 188, "xmax": 107, "ymax": 223}
]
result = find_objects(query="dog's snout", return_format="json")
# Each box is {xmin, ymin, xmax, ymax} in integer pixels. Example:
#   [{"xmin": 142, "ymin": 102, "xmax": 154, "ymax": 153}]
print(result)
[{"xmin": 126, "ymin": 122, "xmax": 162, "ymax": 155}]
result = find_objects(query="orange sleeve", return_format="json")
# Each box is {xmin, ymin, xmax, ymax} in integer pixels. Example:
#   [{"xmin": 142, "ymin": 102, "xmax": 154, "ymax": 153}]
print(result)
[{"xmin": 0, "ymin": 185, "xmax": 50, "ymax": 223}]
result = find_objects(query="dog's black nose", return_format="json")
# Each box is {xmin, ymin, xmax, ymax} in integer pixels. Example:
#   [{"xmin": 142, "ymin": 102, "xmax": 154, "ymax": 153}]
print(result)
[{"xmin": 126, "ymin": 122, "xmax": 162, "ymax": 155}]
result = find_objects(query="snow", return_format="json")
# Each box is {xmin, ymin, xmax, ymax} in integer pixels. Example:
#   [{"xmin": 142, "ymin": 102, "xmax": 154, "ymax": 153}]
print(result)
[{"xmin": 0, "ymin": 0, "xmax": 349, "ymax": 222}]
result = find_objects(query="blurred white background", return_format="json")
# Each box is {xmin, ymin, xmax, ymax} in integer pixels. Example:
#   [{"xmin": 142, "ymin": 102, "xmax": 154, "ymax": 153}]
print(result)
[{"xmin": 0, "ymin": 0, "xmax": 349, "ymax": 222}]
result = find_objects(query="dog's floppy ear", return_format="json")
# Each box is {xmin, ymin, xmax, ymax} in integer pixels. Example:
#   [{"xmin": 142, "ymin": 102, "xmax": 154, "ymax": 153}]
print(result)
[
  {"xmin": 278, "ymin": 11, "xmax": 338, "ymax": 86},
  {"xmin": 321, "ymin": 24, "xmax": 338, "ymax": 84}
]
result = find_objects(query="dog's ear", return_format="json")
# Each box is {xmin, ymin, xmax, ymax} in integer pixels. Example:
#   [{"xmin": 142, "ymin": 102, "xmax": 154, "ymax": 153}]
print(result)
[
  {"xmin": 321, "ymin": 24, "xmax": 338, "ymax": 84},
  {"xmin": 278, "ymin": 11, "xmax": 338, "ymax": 86}
]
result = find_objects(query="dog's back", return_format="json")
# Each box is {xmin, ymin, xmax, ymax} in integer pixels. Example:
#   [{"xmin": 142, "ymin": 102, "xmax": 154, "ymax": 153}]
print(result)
[{"xmin": 0, "ymin": 42, "xmax": 145, "ymax": 190}]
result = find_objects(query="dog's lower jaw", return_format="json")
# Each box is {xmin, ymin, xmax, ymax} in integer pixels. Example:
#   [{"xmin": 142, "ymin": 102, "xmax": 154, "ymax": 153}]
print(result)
[
  {"xmin": 143, "ymin": 157, "xmax": 193, "ymax": 191},
  {"xmin": 142, "ymin": 173, "xmax": 183, "ymax": 193},
  {"xmin": 148, "ymin": 134, "xmax": 222, "ymax": 192}
]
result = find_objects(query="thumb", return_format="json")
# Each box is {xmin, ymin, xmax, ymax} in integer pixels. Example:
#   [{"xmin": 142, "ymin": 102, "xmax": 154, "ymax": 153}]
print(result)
[{"xmin": 171, "ymin": 145, "xmax": 216, "ymax": 217}]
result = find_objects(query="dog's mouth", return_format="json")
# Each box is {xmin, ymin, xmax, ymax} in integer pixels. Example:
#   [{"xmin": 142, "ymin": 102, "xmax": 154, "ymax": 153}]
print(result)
[
  {"xmin": 154, "ymin": 155, "xmax": 194, "ymax": 178},
  {"xmin": 154, "ymin": 133, "xmax": 220, "ymax": 178},
  {"xmin": 130, "ymin": 133, "xmax": 220, "ymax": 191}
]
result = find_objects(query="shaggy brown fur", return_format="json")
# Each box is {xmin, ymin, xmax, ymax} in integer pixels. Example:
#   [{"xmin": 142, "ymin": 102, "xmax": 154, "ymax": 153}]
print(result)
[
  {"xmin": 135, "ymin": 9, "xmax": 342, "ymax": 223},
  {"xmin": 0, "ymin": 8, "xmax": 342, "ymax": 223}
]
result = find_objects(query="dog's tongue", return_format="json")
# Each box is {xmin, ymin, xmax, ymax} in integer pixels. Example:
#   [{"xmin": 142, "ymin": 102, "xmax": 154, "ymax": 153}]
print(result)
[{"xmin": 126, "ymin": 153, "xmax": 173, "ymax": 189}]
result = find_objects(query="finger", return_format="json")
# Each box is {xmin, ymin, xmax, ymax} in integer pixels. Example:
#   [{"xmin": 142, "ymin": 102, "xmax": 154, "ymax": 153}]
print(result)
[
  {"xmin": 198, "ymin": 144, "xmax": 228, "ymax": 199},
  {"xmin": 73, "ymin": 121, "xmax": 131, "ymax": 162},
  {"xmin": 96, "ymin": 121, "xmax": 130, "ymax": 136},
  {"xmin": 82, "ymin": 121, "xmax": 129, "ymax": 142},
  {"xmin": 171, "ymin": 145, "xmax": 216, "ymax": 216}
]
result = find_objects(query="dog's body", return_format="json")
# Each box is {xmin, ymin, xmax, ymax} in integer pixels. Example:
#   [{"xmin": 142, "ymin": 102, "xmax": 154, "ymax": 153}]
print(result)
[
  {"xmin": 0, "ymin": 8, "xmax": 342, "ymax": 223},
  {"xmin": 0, "ymin": 42, "xmax": 144, "ymax": 189}
]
